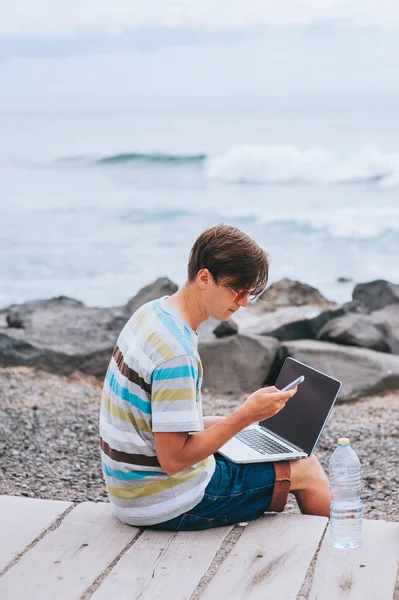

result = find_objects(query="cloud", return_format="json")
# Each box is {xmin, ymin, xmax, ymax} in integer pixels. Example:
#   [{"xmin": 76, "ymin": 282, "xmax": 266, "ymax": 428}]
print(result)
[{"xmin": 1, "ymin": 0, "xmax": 399, "ymax": 37}]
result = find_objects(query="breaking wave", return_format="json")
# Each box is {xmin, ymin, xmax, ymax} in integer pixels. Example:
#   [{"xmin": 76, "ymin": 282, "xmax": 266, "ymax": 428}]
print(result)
[
  {"xmin": 205, "ymin": 144, "xmax": 399, "ymax": 187},
  {"xmin": 58, "ymin": 145, "xmax": 399, "ymax": 187}
]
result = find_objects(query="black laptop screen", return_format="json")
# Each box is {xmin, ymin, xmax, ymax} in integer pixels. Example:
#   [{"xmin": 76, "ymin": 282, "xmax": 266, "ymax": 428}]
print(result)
[{"xmin": 259, "ymin": 358, "xmax": 342, "ymax": 456}]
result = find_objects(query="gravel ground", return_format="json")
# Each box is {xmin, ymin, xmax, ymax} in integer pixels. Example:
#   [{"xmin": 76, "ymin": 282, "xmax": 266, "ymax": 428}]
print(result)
[{"xmin": 0, "ymin": 366, "xmax": 398, "ymax": 522}]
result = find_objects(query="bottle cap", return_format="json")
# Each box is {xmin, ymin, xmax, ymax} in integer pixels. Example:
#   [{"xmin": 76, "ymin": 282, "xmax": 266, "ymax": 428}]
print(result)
[{"xmin": 338, "ymin": 437, "xmax": 350, "ymax": 445}]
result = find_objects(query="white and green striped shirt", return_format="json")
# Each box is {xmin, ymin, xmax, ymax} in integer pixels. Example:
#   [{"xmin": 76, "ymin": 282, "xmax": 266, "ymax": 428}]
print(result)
[{"xmin": 99, "ymin": 296, "xmax": 215, "ymax": 526}]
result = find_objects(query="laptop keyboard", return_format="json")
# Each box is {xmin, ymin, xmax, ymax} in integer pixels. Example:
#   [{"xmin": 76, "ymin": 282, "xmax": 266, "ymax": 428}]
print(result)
[{"xmin": 236, "ymin": 429, "xmax": 291, "ymax": 455}]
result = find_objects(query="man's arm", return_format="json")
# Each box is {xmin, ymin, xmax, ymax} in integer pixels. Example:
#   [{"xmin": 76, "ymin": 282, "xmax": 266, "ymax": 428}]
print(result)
[
  {"xmin": 203, "ymin": 416, "xmax": 226, "ymax": 428},
  {"xmin": 154, "ymin": 385, "xmax": 297, "ymax": 476}
]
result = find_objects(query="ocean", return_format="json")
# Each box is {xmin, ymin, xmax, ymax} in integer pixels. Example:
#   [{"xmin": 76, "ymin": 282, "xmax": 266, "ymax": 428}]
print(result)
[{"xmin": 1, "ymin": 97, "xmax": 399, "ymax": 310}]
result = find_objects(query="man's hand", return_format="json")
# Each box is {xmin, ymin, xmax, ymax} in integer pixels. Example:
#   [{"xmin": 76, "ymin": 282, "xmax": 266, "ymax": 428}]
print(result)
[
  {"xmin": 239, "ymin": 385, "xmax": 298, "ymax": 423},
  {"xmin": 154, "ymin": 386, "xmax": 298, "ymax": 476}
]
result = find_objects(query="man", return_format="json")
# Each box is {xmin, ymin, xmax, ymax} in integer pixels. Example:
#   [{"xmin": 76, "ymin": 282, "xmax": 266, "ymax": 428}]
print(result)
[{"xmin": 99, "ymin": 224, "xmax": 330, "ymax": 530}]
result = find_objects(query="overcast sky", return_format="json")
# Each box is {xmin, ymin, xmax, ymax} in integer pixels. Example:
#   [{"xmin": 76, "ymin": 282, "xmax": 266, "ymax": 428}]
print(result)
[{"xmin": 1, "ymin": 1, "xmax": 399, "ymax": 106}]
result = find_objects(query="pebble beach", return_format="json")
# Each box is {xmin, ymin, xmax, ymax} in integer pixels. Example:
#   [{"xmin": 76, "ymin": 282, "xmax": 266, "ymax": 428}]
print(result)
[{"xmin": 1, "ymin": 365, "xmax": 397, "ymax": 522}]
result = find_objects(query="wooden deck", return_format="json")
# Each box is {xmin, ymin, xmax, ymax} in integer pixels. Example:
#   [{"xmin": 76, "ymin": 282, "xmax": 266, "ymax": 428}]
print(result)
[{"xmin": 0, "ymin": 495, "xmax": 397, "ymax": 599}]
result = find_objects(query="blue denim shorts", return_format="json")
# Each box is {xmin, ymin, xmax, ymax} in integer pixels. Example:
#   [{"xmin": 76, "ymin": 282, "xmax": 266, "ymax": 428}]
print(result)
[{"xmin": 146, "ymin": 453, "xmax": 278, "ymax": 531}]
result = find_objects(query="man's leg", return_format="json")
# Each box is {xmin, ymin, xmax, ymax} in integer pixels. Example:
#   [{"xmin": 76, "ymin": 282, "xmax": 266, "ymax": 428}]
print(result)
[
  {"xmin": 268, "ymin": 455, "xmax": 330, "ymax": 518},
  {"xmin": 289, "ymin": 455, "xmax": 330, "ymax": 518}
]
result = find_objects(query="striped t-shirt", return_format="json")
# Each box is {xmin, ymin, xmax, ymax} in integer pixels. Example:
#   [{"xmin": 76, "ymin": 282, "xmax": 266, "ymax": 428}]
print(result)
[{"xmin": 99, "ymin": 296, "xmax": 215, "ymax": 526}]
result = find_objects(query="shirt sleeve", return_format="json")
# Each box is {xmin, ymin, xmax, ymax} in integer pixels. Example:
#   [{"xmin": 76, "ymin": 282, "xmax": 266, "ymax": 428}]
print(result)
[{"xmin": 151, "ymin": 354, "xmax": 202, "ymax": 433}]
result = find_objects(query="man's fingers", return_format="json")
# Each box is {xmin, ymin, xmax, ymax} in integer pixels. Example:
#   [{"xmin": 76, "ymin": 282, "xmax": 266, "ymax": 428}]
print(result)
[
  {"xmin": 271, "ymin": 387, "xmax": 298, "ymax": 402},
  {"xmin": 258, "ymin": 385, "xmax": 297, "ymax": 400}
]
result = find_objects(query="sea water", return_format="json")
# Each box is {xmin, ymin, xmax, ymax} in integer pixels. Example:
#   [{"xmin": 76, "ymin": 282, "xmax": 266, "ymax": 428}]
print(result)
[{"xmin": 1, "ymin": 97, "xmax": 399, "ymax": 309}]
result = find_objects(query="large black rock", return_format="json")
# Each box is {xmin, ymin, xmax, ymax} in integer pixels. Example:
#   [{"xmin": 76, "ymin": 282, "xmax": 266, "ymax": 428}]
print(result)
[
  {"xmin": 199, "ymin": 334, "xmax": 279, "ymax": 394},
  {"xmin": 353, "ymin": 280, "xmax": 399, "ymax": 311},
  {"xmin": 317, "ymin": 313, "xmax": 399, "ymax": 354},
  {"xmin": 260, "ymin": 301, "xmax": 368, "ymax": 342},
  {"xmin": 0, "ymin": 279, "xmax": 178, "ymax": 377},
  {"xmin": 213, "ymin": 319, "xmax": 239, "ymax": 338},
  {"xmin": 258, "ymin": 278, "xmax": 334, "ymax": 312}
]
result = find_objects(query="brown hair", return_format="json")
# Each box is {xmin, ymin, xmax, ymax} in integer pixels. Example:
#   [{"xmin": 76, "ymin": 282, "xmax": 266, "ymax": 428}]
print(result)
[{"xmin": 187, "ymin": 224, "xmax": 269, "ymax": 296}]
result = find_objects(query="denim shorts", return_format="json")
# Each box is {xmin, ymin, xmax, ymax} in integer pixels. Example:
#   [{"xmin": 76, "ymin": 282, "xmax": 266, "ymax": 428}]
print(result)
[{"xmin": 146, "ymin": 453, "xmax": 278, "ymax": 532}]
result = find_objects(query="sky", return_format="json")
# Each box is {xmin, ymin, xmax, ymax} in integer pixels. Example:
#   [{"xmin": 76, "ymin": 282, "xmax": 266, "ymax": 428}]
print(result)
[{"xmin": 1, "ymin": 1, "xmax": 399, "ymax": 105}]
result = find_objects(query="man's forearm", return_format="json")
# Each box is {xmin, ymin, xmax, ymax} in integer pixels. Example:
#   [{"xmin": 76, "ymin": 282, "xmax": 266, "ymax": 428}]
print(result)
[
  {"xmin": 172, "ymin": 408, "xmax": 251, "ymax": 474},
  {"xmin": 203, "ymin": 415, "xmax": 227, "ymax": 428}
]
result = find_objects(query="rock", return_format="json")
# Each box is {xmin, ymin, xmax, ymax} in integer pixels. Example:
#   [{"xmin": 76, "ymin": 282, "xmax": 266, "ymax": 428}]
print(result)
[
  {"xmin": 0, "ymin": 298, "xmax": 126, "ymax": 377},
  {"xmin": 343, "ymin": 299, "xmax": 370, "ymax": 315},
  {"xmin": 317, "ymin": 313, "xmax": 399, "ymax": 354},
  {"xmin": 213, "ymin": 319, "xmax": 238, "ymax": 338},
  {"xmin": 262, "ymin": 306, "xmax": 347, "ymax": 341},
  {"xmin": 124, "ymin": 277, "xmax": 178, "ymax": 314},
  {"xmin": 260, "ymin": 300, "xmax": 370, "ymax": 342},
  {"xmin": 197, "ymin": 317, "xmax": 220, "ymax": 341},
  {"xmin": 268, "ymin": 339, "xmax": 399, "ymax": 402},
  {"xmin": 234, "ymin": 304, "xmax": 329, "ymax": 338},
  {"xmin": 6, "ymin": 313, "xmax": 25, "ymax": 328},
  {"xmin": 258, "ymin": 278, "xmax": 335, "ymax": 313},
  {"xmin": 371, "ymin": 304, "xmax": 399, "ymax": 341},
  {"xmin": 199, "ymin": 335, "xmax": 279, "ymax": 394},
  {"xmin": 352, "ymin": 280, "xmax": 399, "ymax": 311},
  {"xmin": 0, "ymin": 280, "xmax": 179, "ymax": 378}
]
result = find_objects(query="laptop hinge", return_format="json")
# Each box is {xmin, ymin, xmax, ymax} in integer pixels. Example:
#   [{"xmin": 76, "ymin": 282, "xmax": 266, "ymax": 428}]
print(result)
[{"xmin": 259, "ymin": 425, "xmax": 306, "ymax": 454}]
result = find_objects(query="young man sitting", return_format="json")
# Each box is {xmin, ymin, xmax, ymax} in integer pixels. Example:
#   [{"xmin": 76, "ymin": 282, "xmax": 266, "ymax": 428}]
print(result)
[{"xmin": 99, "ymin": 224, "xmax": 330, "ymax": 530}]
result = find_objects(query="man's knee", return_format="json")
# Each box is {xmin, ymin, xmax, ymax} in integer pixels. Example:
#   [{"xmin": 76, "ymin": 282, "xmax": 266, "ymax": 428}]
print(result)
[{"xmin": 289, "ymin": 454, "xmax": 327, "ymax": 492}]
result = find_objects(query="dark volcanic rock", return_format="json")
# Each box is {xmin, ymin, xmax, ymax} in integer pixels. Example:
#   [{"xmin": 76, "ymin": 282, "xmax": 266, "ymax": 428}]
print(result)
[
  {"xmin": 213, "ymin": 319, "xmax": 238, "ymax": 338},
  {"xmin": 199, "ymin": 334, "xmax": 279, "ymax": 394},
  {"xmin": 0, "ymin": 301, "xmax": 124, "ymax": 377},
  {"xmin": 124, "ymin": 277, "xmax": 178, "ymax": 315},
  {"xmin": 353, "ymin": 280, "xmax": 399, "ymax": 311},
  {"xmin": 259, "ymin": 278, "xmax": 335, "ymax": 313},
  {"xmin": 197, "ymin": 317, "xmax": 220, "ymax": 341},
  {"xmin": 371, "ymin": 304, "xmax": 399, "ymax": 341},
  {"xmin": 6, "ymin": 313, "xmax": 25, "ymax": 328},
  {"xmin": 0, "ymin": 280, "xmax": 179, "ymax": 378},
  {"xmin": 262, "ymin": 306, "xmax": 347, "ymax": 341},
  {"xmin": 260, "ymin": 300, "xmax": 370, "ymax": 342},
  {"xmin": 317, "ymin": 313, "xmax": 399, "ymax": 354}
]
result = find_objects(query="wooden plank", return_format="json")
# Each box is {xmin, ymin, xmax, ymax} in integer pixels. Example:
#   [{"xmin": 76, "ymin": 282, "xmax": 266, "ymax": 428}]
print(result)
[
  {"xmin": 0, "ymin": 501, "xmax": 139, "ymax": 600},
  {"xmin": 92, "ymin": 525, "xmax": 234, "ymax": 600},
  {"xmin": 309, "ymin": 519, "xmax": 399, "ymax": 600},
  {"xmin": 0, "ymin": 495, "xmax": 72, "ymax": 572},
  {"xmin": 201, "ymin": 514, "xmax": 328, "ymax": 600}
]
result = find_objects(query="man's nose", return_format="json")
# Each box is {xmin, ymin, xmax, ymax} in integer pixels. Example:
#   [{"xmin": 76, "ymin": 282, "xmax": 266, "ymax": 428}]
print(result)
[{"xmin": 237, "ymin": 294, "xmax": 249, "ymax": 308}]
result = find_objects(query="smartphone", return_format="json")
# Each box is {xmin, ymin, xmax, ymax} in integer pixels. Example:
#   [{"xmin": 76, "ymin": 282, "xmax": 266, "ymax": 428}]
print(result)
[{"xmin": 280, "ymin": 375, "xmax": 305, "ymax": 392}]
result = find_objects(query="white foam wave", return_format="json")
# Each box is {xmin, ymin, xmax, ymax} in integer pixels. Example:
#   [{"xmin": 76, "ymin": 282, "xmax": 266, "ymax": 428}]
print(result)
[{"xmin": 205, "ymin": 144, "xmax": 399, "ymax": 187}]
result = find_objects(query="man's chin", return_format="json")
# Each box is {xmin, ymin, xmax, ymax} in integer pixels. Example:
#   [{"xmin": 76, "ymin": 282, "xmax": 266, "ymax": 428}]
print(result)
[{"xmin": 209, "ymin": 309, "xmax": 237, "ymax": 321}]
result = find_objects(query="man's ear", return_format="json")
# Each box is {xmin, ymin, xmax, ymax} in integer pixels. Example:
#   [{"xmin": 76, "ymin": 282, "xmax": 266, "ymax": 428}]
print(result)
[{"xmin": 197, "ymin": 269, "xmax": 212, "ymax": 290}]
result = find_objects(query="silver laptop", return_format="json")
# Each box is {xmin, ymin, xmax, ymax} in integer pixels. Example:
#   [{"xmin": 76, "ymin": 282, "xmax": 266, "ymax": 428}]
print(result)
[{"xmin": 218, "ymin": 357, "xmax": 342, "ymax": 463}]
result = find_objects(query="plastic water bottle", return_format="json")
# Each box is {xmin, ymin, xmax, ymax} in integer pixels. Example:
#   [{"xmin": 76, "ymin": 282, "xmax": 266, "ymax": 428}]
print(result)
[{"xmin": 329, "ymin": 437, "xmax": 362, "ymax": 549}]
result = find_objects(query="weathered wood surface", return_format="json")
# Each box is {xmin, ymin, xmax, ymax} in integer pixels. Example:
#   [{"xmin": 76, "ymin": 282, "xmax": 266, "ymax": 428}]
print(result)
[
  {"xmin": 200, "ymin": 513, "xmax": 328, "ymax": 600},
  {"xmin": 92, "ymin": 525, "xmax": 233, "ymax": 600},
  {"xmin": 0, "ymin": 497, "xmax": 397, "ymax": 600},
  {"xmin": 0, "ymin": 495, "xmax": 72, "ymax": 572},
  {"xmin": 309, "ymin": 519, "xmax": 399, "ymax": 600},
  {"xmin": 0, "ymin": 501, "xmax": 139, "ymax": 600}
]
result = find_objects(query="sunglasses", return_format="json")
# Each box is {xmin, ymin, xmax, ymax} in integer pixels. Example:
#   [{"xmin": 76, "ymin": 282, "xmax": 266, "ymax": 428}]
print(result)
[{"xmin": 218, "ymin": 277, "xmax": 259, "ymax": 303}]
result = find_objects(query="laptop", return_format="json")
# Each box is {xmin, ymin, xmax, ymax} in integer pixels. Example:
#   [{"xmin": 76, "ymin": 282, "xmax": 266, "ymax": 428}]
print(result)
[{"xmin": 218, "ymin": 357, "xmax": 342, "ymax": 463}]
